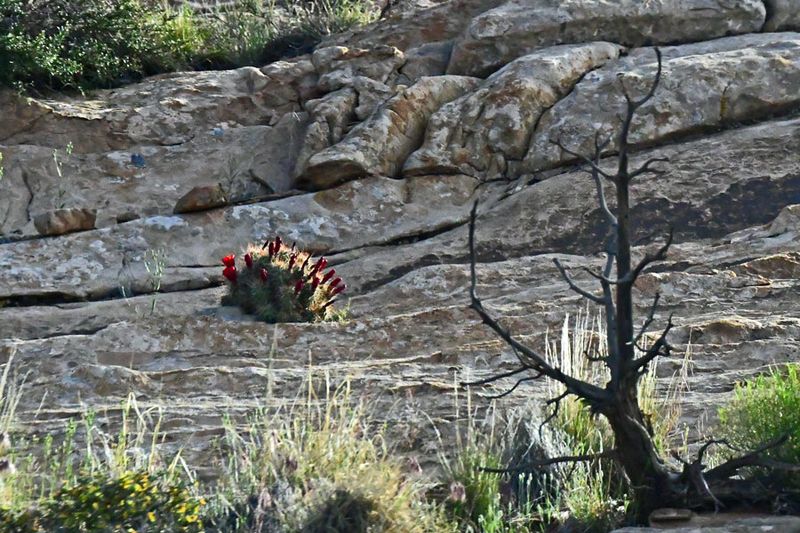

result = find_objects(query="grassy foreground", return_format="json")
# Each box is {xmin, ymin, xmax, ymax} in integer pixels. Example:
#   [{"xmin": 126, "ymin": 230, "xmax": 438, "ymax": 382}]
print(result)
[
  {"xmin": 0, "ymin": 315, "xmax": 795, "ymax": 532},
  {"xmin": 0, "ymin": 0, "xmax": 379, "ymax": 91}
]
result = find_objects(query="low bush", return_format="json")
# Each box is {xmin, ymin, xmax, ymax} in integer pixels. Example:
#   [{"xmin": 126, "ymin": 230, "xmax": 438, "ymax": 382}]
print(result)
[
  {"xmin": 0, "ymin": 0, "xmax": 379, "ymax": 91},
  {"xmin": 717, "ymin": 364, "xmax": 800, "ymax": 484},
  {"xmin": 0, "ymin": 0, "xmax": 188, "ymax": 90},
  {"xmin": 1, "ymin": 470, "xmax": 205, "ymax": 532}
]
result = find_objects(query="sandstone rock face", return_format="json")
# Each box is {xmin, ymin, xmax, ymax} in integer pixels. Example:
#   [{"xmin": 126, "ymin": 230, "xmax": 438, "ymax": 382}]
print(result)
[
  {"xmin": 0, "ymin": 175, "xmax": 477, "ymax": 301},
  {"xmin": 0, "ymin": 63, "xmax": 312, "ymax": 236},
  {"xmin": 2, "ymin": 0, "xmax": 800, "ymax": 492},
  {"xmin": 312, "ymin": 45, "xmax": 406, "ymax": 91},
  {"xmin": 402, "ymin": 42, "xmax": 622, "ymax": 179},
  {"xmin": 333, "ymin": 0, "xmax": 506, "ymax": 52},
  {"xmin": 764, "ymin": 0, "xmax": 800, "ymax": 31},
  {"xmin": 447, "ymin": 0, "xmax": 766, "ymax": 77},
  {"xmin": 293, "ymin": 88, "xmax": 358, "ymax": 178},
  {"xmin": 520, "ymin": 33, "xmax": 800, "ymax": 174},
  {"xmin": 33, "ymin": 208, "xmax": 97, "ymax": 236},
  {"xmin": 299, "ymin": 75, "xmax": 480, "ymax": 188},
  {"xmin": 613, "ymin": 516, "xmax": 800, "ymax": 533},
  {"xmin": 173, "ymin": 185, "xmax": 228, "ymax": 214}
]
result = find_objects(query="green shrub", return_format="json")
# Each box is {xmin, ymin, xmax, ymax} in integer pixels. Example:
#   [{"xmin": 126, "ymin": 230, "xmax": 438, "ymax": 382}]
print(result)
[
  {"xmin": 0, "ymin": 0, "xmax": 379, "ymax": 91},
  {"xmin": 0, "ymin": 0, "xmax": 191, "ymax": 90},
  {"xmin": 220, "ymin": 237, "xmax": 347, "ymax": 323},
  {"xmin": 0, "ymin": 470, "xmax": 205, "ymax": 532},
  {"xmin": 717, "ymin": 364, "xmax": 800, "ymax": 483}
]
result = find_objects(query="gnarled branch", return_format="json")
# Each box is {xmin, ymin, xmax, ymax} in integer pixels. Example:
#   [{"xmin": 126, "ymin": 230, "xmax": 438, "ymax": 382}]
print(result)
[{"xmin": 468, "ymin": 202, "xmax": 608, "ymax": 405}]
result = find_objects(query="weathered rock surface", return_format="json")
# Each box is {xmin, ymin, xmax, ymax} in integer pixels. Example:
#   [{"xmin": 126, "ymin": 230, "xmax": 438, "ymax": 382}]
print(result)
[
  {"xmin": 299, "ymin": 75, "xmax": 480, "ymax": 188},
  {"xmin": 447, "ymin": 0, "xmax": 766, "ymax": 77},
  {"xmin": 173, "ymin": 184, "xmax": 228, "ymax": 214},
  {"xmin": 520, "ymin": 33, "xmax": 800, "ymax": 174},
  {"xmin": 764, "ymin": 0, "xmax": 800, "ymax": 31},
  {"xmin": 312, "ymin": 45, "xmax": 406, "ymax": 92},
  {"xmin": 402, "ymin": 42, "xmax": 622, "ymax": 178},
  {"xmin": 613, "ymin": 515, "xmax": 800, "ymax": 533},
  {"xmin": 33, "ymin": 208, "xmax": 97, "ymax": 236},
  {"xmin": 1, "ymin": 0, "xmax": 799, "ymax": 500},
  {"xmin": 0, "ymin": 175, "xmax": 477, "ymax": 301}
]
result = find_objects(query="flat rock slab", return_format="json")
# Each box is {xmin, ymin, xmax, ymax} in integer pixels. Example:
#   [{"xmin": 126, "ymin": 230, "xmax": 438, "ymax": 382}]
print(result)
[
  {"xmin": 613, "ymin": 515, "xmax": 800, "ymax": 532},
  {"xmin": 447, "ymin": 0, "xmax": 765, "ymax": 77},
  {"xmin": 522, "ymin": 33, "xmax": 800, "ymax": 174},
  {"xmin": 0, "ymin": 175, "xmax": 477, "ymax": 301}
]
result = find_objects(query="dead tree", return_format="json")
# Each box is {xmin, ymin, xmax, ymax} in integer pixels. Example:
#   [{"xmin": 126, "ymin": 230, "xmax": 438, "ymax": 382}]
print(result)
[{"xmin": 465, "ymin": 48, "xmax": 799, "ymax": 520}]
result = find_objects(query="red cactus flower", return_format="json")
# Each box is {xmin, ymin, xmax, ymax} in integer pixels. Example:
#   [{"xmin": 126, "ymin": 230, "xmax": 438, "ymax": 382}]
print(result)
[
  {"xmin": 331, "ymin": 283, "xmax": 346, "ymax": 296},
  {"xmin": 311, "ymin": 277, "xmax": 320, "ymax": 290},
  {"xmin": 223, "ymin": 266, "xmax": 238, "ymax": 283},
  {"xmin": 329, "ymin": 277, "xmax": 342, "ymax": 289},
  {"xmin": 300, "ymin": 255, "xmax": 311, "ymax": 272},
  {"xmin": 321, "ymin": 269, "xmax": 335, "ymax": 283},
  {"xmin": 274, "ymin": 236, "xmax": 282, "ymax": 250},
  {"xmin": 294, "ymin": 279, "xmax": 304, "ymax": 294},
  {"xmin": 309, "ymin": 258, "xmax": 326, "ymax": 278},
  {"xmin": 260, "ymin": 268, "xmax": 268, "ymax": 282},
  {"xmin": 221, "ymin": 254, "xmax": 236, "ymax": 267},
  {"xmin": 288, "ymin": 253, "xmax": 297, "ymax": 270},
  {"xmin": 244, "ymin": 253, "xmax": 253, "ymax": 269},
  {"xmin": 268, "ymin": 242, "xmax": 275, "ymax": 258}
]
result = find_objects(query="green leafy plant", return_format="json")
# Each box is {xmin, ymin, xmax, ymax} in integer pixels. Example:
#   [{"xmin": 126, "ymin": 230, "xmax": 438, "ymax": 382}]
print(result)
[
  {"xmin": 0, "ymin": 0, "xmax": 379, "ymax": 91},
  {"xmin": 144, "ymin": 248, "xmax": 167, "ymax": 314},
  {"xmin": 717, "ymin": 364, "xmax": 800, "ymax": 485},
  {"xmin": 0, "ymin": 0, "xmax": 185, "ymax": 90},
  {"xmin": 0, "ymin": 470, "xmax": 205, "ymax": 532},
  {"xmin": 220, "ymin": 236, "xmax": 347, "ymax": 323}
]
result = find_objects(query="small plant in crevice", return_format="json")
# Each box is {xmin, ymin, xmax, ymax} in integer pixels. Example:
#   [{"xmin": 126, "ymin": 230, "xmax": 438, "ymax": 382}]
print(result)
[
  {"xmin": 144, "ymin": 248, "xmax": 167, "ymax": 314},
  {"xmin": 220, "ymin": 236, "xmax": 347, "ymax": 323}
]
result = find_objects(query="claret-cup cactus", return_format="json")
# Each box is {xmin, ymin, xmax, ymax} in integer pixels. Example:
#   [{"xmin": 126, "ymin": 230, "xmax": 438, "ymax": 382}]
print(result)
[{"xmin": 220, "ymin": 236, "xmax": 346, "ymax": 323}]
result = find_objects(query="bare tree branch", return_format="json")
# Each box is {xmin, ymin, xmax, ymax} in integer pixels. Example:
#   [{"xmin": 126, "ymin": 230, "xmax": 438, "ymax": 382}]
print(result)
[
  {"xmin": 634, "ymin": 293, "xmax": 661, "ymax": 346},
  {"xmin": 550, "ymin": 138, "xmax": 616, "ymax": 180},
  {"xmin": 554, "ymin": 258, "xmax": 607, "ymax": 304},
  {"xmin": 485, "ymin": 376, "xmax": 541, "ymax": 400},
  {"xmin": 619, "ymin": 48, "xmax": 664, "ymax": 111},
  {"xmin": 627, "ymin": 228, "xmax": 674, "ymax": 284},
  {"xmin": 590, "ymin": 135, "xmax": 618, "ymax": 228},
  {"xmin": 631, "ymin": 313, "xmax": 674, "ymax": 372},
  {"xmin": 705, "ymin": 434, "xmax": 800, "ymax": 480},
  {"xmin": 617, "ymin": 48, "xmax": 664, "ymax": 184},
  {"xmin": 468, "ymin": 201, "xmax": 609, "ymax": 405},
  {"xmin": 460, "ymin": 365, "xmax": 533, "ymax": 388},
  {"xmin": 540, "ymin": 390, "xmax": 570, "ymax": 437},
  {"xmin": 629, "ymin": 157, "xmax": 669, "ymax": 180}
]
